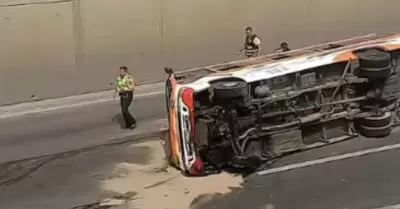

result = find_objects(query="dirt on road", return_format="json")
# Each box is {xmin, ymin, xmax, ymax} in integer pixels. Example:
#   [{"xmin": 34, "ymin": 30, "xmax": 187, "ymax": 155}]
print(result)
[{"xmin": 100, "ymin": 138, "xmax": 243, "ymax": 209}]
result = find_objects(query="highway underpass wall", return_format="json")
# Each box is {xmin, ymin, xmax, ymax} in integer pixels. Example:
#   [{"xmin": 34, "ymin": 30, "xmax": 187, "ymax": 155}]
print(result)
[{"xmin": 0, "ymin": 0, "xmax": 398, "ymax": 105}]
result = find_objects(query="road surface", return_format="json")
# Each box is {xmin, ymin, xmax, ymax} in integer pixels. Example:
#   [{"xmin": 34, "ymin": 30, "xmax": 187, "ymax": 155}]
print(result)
[
  {"xmin": 0, "ymin": 90, "xmax": 168, "ymax": 209},
  {"xmin": 3, "ymin": 125, "xmax": 400, "ymax": 209},
  {"xmin": 0, "ymin": 136, "xmax": 157, "ymax": 209},
  {"xmin": 193, "ymin": 130, "xmax": 400, "ymax": 209},
  {"xmin": 2, "ymin": 89, "xmax": 400, "ymax": 209},
  {"xmin": 0, "ymin": 94, "xmax": 166, "ymax": 163}
]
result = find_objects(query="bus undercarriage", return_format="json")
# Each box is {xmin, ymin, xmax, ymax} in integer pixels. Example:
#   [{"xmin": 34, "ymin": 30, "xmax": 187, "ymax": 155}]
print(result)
[{"xmin": 190, "ymin": 48, "xmax": 400, "ymax": 174}]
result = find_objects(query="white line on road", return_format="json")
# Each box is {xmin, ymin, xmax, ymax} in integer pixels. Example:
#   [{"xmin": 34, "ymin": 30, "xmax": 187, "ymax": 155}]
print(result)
[
  {"xmin": 0, "ymin": 91, "xmax": 164, "ymax": 119},
  {"xmin": 257, "ymin": 141, "xmax": 400, "ymax": 176},
  {"xmin": 373, "ymin": 203, "xmax": 400, "ymax": 209}
]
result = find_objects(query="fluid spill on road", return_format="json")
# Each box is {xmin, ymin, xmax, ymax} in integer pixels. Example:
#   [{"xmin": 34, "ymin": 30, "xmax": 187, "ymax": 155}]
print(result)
[{"xmin": 101, "ymin": 139, "xmax": 243, "ymax": 209}]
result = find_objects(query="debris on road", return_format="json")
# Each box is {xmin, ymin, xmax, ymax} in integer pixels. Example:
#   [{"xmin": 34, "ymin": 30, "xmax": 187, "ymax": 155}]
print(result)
[{"xmin": 101, "ymin": 138, "xmax": 243, "ymax": 209}]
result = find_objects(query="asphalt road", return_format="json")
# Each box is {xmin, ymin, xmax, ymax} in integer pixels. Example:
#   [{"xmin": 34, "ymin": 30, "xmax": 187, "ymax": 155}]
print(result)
[
  {"xmin": 3, "ymin": 93, "xmax": 400, "ymax": 209},
  {"xmin": 0, "ymin": 94, "xmax": 166, "ymax": 163},
  {"xmin": 193, "ymin": 130, "xmax": 400, "ymax": 209},
  {"xmin": 0, "ymin": 94, "xmax": 166, "ymax": 209},
  {"xmin": 2, "ymin": 125, "xmax": 400, "ymax": 209},
  {"xmin": 0, "ymin": 137, "xmax": 154, "ymax": 209}
]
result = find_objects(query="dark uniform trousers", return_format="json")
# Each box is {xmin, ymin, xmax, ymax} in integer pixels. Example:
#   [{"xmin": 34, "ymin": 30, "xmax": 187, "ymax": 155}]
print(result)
[{"xmin": 120, "ymin": 91, "xmax": 136, "ymax": 127}]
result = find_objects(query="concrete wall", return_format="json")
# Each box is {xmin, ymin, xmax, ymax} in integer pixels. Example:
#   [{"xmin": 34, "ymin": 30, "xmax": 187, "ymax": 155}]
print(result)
[{"xmin": 0, "ymin": 0, "xmax": 399, "ymax": 105}]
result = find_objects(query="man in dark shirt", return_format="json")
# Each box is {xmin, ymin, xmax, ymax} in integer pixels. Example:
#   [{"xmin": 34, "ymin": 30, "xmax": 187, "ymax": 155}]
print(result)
[{"xmin": 274, "ymin": 42, "xmax": 291, "ymax": 53}]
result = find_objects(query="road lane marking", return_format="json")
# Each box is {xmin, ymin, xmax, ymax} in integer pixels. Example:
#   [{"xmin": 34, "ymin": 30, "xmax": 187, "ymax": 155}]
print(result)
[
  {"xmin": 374, "ymin": 203, "xmax": 400, "ymax": 209},
  {"xmin": 0, "ymin": 91, "xmax": 164, "ymax": 119},
  {"xmin": 257, "ymin": 141, "xmax": 400, "ymax": 176},
  {"xmin": 135, "ymin": 91, "xmax": 164, "ymax": 99}
]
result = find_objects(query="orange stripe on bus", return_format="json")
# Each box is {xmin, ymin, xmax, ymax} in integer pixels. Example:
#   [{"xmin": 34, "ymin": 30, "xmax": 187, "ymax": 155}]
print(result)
[
  {"xmin": 381, "ymin": 44, "xmax": 400, "ymax": 51},
  {"xmin": 333, "ymin": 51, "xmax": 357, "ymax": 62},
  {"xmin": 168, "ymin": 78, "xmax": 181, "ymax": 166},
  {"xmin": 334, "ymin": 43, "xmax": 400, "ymax": 62}
]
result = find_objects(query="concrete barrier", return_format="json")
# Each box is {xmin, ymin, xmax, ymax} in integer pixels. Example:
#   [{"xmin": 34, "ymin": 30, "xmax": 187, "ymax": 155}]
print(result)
[{"xmin": 1, "ymin": 0, "xmax": 399, "ymax": 105}]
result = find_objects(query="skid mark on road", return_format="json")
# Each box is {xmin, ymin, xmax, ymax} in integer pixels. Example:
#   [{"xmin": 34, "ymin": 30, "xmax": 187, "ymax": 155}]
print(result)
[
  {"xmin": 0, "ymin": 134, "xmax": 154, "ymax": 187},
  {"xmin": 257, "ymin": 141, "xmax": 400, "ymax": 176}
]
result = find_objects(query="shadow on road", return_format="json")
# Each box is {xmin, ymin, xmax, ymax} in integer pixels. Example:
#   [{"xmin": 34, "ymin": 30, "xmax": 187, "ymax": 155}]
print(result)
[{"xmin": 188, "ymin": 179, "xmax": 272, "ymax": 209}]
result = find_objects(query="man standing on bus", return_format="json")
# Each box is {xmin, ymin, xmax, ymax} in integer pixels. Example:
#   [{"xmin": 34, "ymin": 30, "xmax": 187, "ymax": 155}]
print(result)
[{"xmin": 237, "ymin": 26, "xmax": 262, "ymax": 58}]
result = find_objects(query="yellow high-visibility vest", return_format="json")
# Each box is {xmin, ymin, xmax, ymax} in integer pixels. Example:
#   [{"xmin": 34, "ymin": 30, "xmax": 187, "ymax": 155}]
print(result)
[{"xmin": 117, "ymin": 74, "xmax": 133, "ymax": 91}]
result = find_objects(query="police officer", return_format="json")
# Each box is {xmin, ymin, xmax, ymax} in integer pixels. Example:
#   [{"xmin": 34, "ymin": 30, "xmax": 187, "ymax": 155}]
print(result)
[
  {"xmin": 115, "ymin": 66, "xmax": 136, "ymax": 129},
  {"xmin": 238, "ymin": 26, "xmax": 262, "ymax": 58}
]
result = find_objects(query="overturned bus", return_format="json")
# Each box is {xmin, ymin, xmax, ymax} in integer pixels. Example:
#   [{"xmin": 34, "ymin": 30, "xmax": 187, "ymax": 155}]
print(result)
[{"xmin": 163, "ymin": 34, "xmax": 400, "ymax": 176}]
